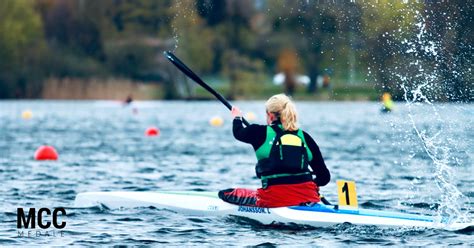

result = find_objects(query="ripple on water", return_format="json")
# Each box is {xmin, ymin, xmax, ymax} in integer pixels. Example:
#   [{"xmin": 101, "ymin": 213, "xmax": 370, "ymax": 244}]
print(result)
[
  {"xmin": 401, "ymin": 201, "xmax": 439, "ymax": 210},
  {"xmin": 359, "ymin": 201, "xmax": 388, "ymax": 210},
  {"xmin": 34, "ymin": 173, "xmax": 59, "ymax": 181},
  {"xmin": 121, "ymin": 238, "xmax": 168, "ymax": 245},
  {"xmin": 115, "ymin": 217, "xmax": 143, "ymax": 222},
  {"xmin": 254, "ymin": 242, "xmax": 278, "ymax": 247},
  {"xmin": 0, "ymin": 237, "xmax": 19, "ymax": 245}
]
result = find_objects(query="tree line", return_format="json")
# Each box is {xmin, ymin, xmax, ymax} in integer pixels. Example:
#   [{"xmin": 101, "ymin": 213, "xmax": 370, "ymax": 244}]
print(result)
[{"xmin": 0, "ymin": 0, "xmax": 471, "ymax": 101}]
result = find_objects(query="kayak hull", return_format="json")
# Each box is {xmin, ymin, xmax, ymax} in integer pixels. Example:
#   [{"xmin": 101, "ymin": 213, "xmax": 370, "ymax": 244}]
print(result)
[{"xmin": 74, "ymin": 191, "xmax": 472, "ymax": 230}]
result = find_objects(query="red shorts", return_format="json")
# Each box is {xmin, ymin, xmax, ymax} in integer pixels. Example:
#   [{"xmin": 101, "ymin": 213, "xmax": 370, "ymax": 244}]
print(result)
[{"xmin": 218, "ymin": 181, "xmax": 320, "ymax": 207}]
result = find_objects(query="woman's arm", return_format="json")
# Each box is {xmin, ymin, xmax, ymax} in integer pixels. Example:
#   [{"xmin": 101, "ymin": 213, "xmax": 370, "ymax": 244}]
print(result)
[
  {"xmin": 230, "ymin": 106, "xmax": 266, "ymax": 149},
  {"xmin": 303, "ymin": 131, "xmax": 331, "ymax": 187},
  {"xmin": 233, "ymin": 118, "xmax": 266, "ymax": 149}
]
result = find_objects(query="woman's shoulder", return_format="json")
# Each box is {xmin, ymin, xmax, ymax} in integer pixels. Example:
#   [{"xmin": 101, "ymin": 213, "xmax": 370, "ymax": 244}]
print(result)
[
  {"xmin": 301, "ymin": 130, "xmax": 317, "ymax": 144},
  {"xmin": 248, "ymin": 123, "xmax": 267, "ymax": 131},
  {"xmin": 300, "ymin": 129, "xmax": 312, "ymax": 137}
]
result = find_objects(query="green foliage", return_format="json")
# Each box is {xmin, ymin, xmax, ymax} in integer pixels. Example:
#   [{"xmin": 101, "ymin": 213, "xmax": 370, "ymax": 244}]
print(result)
[
  {"xmin": 106, "ymin": 0, "xmax": 174, "ymax": 35},
  {"xmin": 361, "ymin": 1, "xmax": 422, "ymax": 39},
  {"xmin": 0, "ymin": 0, "xmax": 43, "ymax": 63},
  {"xmin": 0, "ymin": 0, "xmax": 45, "ymax": 98},
  {"xmin": 105, "ymin": 42, "xmax": 156, "ymax": 79},
  {"xmin": 44, "ymin": 48, "xmax": 108, "ymax": 78},
  {"xmin": 39, "ymin": 0, "xmax": 105, "ymax": 59}
]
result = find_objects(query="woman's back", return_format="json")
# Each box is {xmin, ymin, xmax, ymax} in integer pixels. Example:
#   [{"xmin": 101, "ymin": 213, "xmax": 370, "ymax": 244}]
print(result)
[{"xmin": 219, "ymin": 94, "xmax": 330, "ymax": 207}]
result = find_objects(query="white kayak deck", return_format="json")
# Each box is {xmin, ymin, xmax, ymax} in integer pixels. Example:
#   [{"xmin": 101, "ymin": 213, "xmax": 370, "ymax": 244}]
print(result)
[{"xmin": 74, "ymin": 191, "xmax": 472, "ymax": 230}]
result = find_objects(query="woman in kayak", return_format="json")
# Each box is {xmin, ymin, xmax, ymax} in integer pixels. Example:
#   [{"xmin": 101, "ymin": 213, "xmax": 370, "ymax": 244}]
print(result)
[{"xmin": 219, "ymin": 94, "xmax": 330, "ymax": 207}]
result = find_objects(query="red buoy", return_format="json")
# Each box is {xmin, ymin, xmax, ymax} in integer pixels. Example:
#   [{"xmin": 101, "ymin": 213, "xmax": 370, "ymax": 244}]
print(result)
[
  {"xmin": 145, "ymin": 127, "xmax": 160, "ymax": 137},
  {"xmin": 34, "ymin": 146, "xmax": 58, "ymax": 160}
]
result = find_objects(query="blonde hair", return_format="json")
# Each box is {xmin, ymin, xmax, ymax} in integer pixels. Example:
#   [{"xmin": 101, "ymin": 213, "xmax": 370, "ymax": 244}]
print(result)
[{"xmin": 265, "ymin": 94, "xmax": 298, "ymax": 131}]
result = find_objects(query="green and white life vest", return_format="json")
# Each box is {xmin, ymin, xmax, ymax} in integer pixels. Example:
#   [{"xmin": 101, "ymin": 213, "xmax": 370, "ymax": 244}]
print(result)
[{"xmin": 255, "ymin": 125, "xmax": 313, "ymax": 188}]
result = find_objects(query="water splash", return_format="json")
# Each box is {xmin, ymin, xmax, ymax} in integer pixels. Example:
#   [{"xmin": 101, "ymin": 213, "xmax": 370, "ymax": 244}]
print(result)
[
  {"xmin": 171, "ymin": 1, "xmax": 182, "ymax": 50},
  {"xmin": 395, "ymin": 12, "xmax": 471, "ymax": 226},
  {"xmin": 170, "ymin": 0, "xmax": 201, "ymax": 52}
]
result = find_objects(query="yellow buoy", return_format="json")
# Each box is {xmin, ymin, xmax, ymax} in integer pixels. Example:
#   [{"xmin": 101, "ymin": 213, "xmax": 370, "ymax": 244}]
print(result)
[
  {"xmin": 245, "ymin": 112, "xmax": 257, "ymax": 121},
  {"xmin": 209, "ymin": 116, "xmax": 224, "ymax": 127},
  {"xmin": 22, "ymin": 110, "xmax": 33, "ymax": 119}
]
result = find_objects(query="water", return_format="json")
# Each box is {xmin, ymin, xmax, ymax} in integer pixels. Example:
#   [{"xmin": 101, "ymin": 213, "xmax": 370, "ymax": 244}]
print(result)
[{"xmin": 0, "ymin": 101, "xmax": 472, "ymax": 246}]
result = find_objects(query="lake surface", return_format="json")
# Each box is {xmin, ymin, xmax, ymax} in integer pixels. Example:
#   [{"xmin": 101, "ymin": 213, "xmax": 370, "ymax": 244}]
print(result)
[{"xmin": 0, "ymin": 100, "xmax": 472, "ymax": 246}]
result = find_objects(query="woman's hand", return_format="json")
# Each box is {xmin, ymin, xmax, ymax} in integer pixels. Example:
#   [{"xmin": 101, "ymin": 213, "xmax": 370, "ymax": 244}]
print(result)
[{"xmin": 231, "ymin": 106, "xmax": 242, "ymax": 118}]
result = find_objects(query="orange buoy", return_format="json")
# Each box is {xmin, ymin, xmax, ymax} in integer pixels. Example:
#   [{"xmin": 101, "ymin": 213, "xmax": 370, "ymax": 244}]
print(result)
[
  {"xmin": 145, "ymin": 127, "xmax": 160, "ymax": 136},
  {"xmin": 34, "ymin": 146, "xmax": 58, "ymax": 160}
]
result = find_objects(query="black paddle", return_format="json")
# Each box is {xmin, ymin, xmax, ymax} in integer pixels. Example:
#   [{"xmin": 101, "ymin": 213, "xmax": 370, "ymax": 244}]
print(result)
[{"xmin": 164, "ymin": 51, "xmax": 249, "ymax": 126}]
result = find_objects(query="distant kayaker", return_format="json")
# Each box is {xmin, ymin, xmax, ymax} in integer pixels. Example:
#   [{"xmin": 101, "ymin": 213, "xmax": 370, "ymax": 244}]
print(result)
[
  {"xmin": 381, "ymin": 92, "xmax": 394, "ymax": 113},
  {"xmin": 124, "ymin": 94, "xmax": 133, "ymax": 105},
  {"xmin": 219, "ymin": 94, "xmax": 330, "ymax": 207}
]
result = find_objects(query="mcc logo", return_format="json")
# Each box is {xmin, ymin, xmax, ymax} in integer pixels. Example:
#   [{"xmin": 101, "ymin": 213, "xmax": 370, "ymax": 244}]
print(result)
[{"xmin": 17, "ymin": 207, "xmax": 66, "ymax": 238}]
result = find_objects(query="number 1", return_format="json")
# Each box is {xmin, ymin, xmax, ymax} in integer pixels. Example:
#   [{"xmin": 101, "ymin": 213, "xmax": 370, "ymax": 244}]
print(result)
[{"xmin": 342, "ymin": 182, "xmax": 350, "ymax": 205}]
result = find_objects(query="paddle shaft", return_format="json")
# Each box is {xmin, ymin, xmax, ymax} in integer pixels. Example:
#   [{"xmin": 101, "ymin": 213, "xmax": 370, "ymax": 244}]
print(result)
[
  {"xmin": 164, "ymin": 51, "xmax": 249, "ymax": 126},
  {"xmin": 321, "ymin": 196, "xmax": 332, "ymax": 205}
]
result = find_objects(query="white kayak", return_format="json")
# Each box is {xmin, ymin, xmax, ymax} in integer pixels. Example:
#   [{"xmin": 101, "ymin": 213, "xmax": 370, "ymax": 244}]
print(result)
[{"xmin": 74, "ymin": 191, "xmax": 472, "ymax": 230}]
